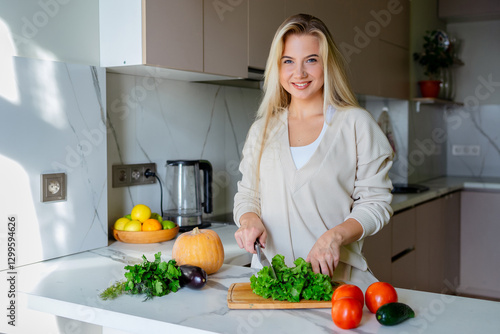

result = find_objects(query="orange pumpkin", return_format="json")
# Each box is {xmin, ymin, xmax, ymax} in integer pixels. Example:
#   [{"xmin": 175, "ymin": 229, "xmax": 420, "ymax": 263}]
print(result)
[{"xmin": 172, "ymin": 227, "xmax": 225, "ymax": 275}]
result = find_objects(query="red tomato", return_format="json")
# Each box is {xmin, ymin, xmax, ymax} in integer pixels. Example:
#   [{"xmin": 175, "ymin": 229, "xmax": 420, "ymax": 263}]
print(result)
[
  {"xmin": 332, "ymin": 284, "xmax": 364, "ymax": 306},
  {"xmin": 365, "ymin": 282, "xmax": 398, "ymax": 313},
  {"xmin": 331, "ymin": 297, "xmax": 363, "ymax": 329}
]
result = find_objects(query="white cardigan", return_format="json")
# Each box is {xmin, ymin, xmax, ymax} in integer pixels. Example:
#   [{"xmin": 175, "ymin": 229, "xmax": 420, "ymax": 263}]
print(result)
[{"xmin": 233, "ymin": 107, "xmax": 394, "ymax": 277}]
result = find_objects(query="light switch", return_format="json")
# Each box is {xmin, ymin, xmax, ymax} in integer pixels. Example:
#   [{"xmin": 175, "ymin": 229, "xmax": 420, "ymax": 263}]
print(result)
[{"xmin": 41, "ymin": 173, "xmax": 67, "ymax": 202}]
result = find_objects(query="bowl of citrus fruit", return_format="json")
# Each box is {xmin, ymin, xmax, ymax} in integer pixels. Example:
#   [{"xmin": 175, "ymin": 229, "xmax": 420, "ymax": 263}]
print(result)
[{"xmin": 113, "ymin": 204, "xmax": 179, "ymax": 244}]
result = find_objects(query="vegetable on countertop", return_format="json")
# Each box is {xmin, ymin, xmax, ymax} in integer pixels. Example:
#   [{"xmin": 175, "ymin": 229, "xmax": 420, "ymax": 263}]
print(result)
[
  {"xmin": 365, "ymin": 281, "xmax": 398, "ymax": 313},
  {"xmin": 250, "ymin": 254, "xmax": 340, "ymax": 302},
  {"xmin": 376, "ymin": 302, "xmax": 415, "ymax": 326},
  {"xmin": 179, "ymin": 265, "xmax": 207, "ymax": 289},
  {"xmin": 172, "ymin": 227, "xmax": 225, "ymax": 275},
  {"xmin": 99, "ymin": 252, "xmax": 206, "ymax": 301}
]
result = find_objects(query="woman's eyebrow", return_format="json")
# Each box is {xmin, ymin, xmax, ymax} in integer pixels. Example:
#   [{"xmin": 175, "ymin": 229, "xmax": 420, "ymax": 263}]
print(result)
[{"xmin": 281, "ymin": 54, "xmax": 319, "ymax": 59}]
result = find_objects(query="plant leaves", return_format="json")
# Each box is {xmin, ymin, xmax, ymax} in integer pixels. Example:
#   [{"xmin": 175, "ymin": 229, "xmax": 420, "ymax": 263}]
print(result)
[{"xmin": 250, "ymin": 254, "xmax": 334, "ymax": 302}]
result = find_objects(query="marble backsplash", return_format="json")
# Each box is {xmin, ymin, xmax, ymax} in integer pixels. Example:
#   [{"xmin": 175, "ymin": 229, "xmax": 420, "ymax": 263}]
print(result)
[
  {"xmin": 106, "ymin": 73, "xmax": 261, "ymax": 223},
  {"xmin": 0, "ymin": 56, "xmax": 108, "ymax": 270},
  {"xmin": 447, "ymin": 104, "xmax": 500, "ymax": 177},
  {"xmin": 106, "ymin": 74, "xmax": 412, "ymax": 222}
]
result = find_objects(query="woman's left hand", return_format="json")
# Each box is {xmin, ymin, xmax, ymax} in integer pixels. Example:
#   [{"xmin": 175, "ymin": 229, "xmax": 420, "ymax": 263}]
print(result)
[
  {"xmin": 306, "ymin": 229, "xmax": 342, "ymax": 277},
  {"xmin": 306, "ymin": 218, "xmax": 364, "ymax": 277}
]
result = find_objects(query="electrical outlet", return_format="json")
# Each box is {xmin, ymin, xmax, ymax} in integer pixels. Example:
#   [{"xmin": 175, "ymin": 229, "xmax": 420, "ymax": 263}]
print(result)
[
  {"xmin": 452, "ymin": 145, "xmax": 480, "ymax": 156},
  {"xmin": 41, "ymin": 173, "xmax": 67, "ymax": 202},
  {"xmin": 112, "ymin": 163, "xmax": 156, "ymax": 188}
]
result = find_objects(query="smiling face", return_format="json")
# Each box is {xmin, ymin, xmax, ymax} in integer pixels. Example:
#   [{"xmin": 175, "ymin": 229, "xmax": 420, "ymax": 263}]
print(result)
[{"xmin": 279, "ymin": 33, "xmax": 324, "ymax": 104}]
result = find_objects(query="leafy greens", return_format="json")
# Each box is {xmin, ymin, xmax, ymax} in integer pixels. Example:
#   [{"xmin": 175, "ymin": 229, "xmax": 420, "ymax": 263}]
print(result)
[
  {"xmin": 99, "ymin": 252, "xmax": 182, "ymax": 301},
  {"xmin": 250, "ymin": 254, "xmax": 337, "ymax": 302}
]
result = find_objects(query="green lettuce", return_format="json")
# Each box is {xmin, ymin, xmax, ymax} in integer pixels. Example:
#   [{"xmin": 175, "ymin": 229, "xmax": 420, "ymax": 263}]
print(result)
[{"xmin": 250, "ymin": 254, "xmax": 337, "ymax": 302}]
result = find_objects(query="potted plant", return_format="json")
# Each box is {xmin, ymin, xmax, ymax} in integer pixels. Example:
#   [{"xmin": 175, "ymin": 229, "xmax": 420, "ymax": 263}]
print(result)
[{"xmin": 413, "ymin": 30, "xmax": 455, "ymax": 98}]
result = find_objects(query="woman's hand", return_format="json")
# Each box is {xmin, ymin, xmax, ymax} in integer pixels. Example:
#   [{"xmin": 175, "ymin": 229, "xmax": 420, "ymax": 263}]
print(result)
[
  {"xmin": 306, "ymin": 218, "xmax": 364, "ymax": 277},
  {"xmin": 235, "ymin": 213, "xmax": 267, "ymax": 254}
]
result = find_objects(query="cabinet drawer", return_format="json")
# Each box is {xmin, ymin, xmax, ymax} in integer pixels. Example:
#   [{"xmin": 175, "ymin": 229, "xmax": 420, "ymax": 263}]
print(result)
[{"xmin": 391, "ymin": 208, "xmax": 416, "ymax": 257}]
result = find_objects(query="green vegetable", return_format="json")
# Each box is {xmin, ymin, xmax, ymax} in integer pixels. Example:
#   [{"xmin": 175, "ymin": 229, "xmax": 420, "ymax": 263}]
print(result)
[
  {"xmin": 376, "ymin": 302, "xmax": 415, "ymax": 326},
  {"xmin": 250, "ymin": 254, "xmax": 338, "ymax": 302},
  {"xmin": 99, "ymin": 252, "xmax": 182, "ymax": 301}
]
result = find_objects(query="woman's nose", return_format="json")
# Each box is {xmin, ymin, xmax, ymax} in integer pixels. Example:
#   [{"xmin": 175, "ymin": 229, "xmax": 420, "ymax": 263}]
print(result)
[{"xmin": 294, "ymin": 64, "xmax": 306, "ymax": 78}]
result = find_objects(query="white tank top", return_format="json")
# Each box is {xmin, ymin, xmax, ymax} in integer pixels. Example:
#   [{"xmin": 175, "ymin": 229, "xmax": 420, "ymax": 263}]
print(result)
[{"xmin": 290, "ymin": 122, "xmax": 327, "ymax": 169}]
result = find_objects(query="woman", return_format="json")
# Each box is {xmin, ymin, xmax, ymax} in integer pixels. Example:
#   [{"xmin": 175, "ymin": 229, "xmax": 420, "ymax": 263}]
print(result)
[{"xmin": 233, "ymin": 14, "xmax": 393, "ymax": 284}]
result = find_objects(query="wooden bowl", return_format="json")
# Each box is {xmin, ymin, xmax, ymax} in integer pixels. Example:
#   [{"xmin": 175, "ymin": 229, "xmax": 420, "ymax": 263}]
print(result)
[{"xmin": 113, "ymin": 225, "xmax": 179, "ymax": 244}]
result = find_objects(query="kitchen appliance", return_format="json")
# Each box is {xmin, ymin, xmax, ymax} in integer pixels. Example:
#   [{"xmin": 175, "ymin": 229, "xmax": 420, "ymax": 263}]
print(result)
[{"xmin": 164, "ymin": 160, "xmax": 213, "ymax": 230}]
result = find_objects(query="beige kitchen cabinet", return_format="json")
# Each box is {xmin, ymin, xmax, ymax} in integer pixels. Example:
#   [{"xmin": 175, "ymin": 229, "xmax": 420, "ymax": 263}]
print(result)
[
  {"xmin": 100, "ymin": 0, "xmax": 248, "ymax": 79},
  {"xmin": 248, "ymin": 0, "xmax": 286, "ymax": 70},
  {"xmin": 364, "ymin": 191, "xmax": 460, "ymax": 292},
  {"xmin": 460, "ymin": 190, "xmax": 500, "ymax": 299},
  {"xmin": 378, "ymin": 0, "xmax": 410, "ymax": 49},
  {"xmin": 442, "ymin": 192, "xmax": 460, "ymax": 294},
  {"xmin": 439, "ymin": 0, "xmax": 500, "ymax": 22},
  {"xmin": 363, "ymin": 221, "xmax": 392, "ymax": 283},
  {"xmin": 391, "ymin": 208, "xmax": 417, "ymax": 289},
  {"xmin": 204, "ymin": 0, "xmax": 248, "ymax": 77},
  {"xmin": 416, "ymin": 197, "xmax": 447, "ymax": 293}
]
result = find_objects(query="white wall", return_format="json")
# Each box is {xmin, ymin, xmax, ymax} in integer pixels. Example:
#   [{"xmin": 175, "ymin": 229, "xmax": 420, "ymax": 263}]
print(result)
[{"xmin": 0, "ymin": 0, "xmax": 100, "ymax": 65}]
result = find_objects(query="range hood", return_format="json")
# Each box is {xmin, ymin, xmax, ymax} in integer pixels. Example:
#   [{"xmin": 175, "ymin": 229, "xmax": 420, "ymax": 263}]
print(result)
[{"xmin": 106, "ymin": 65, "xmax": 264, "ymax": 90}]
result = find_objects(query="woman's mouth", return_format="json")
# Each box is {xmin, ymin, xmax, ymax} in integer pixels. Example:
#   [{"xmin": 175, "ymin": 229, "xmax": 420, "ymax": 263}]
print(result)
[{"xmin": 292, "ymin": 81, "xmax": 311, "ymax": 90}]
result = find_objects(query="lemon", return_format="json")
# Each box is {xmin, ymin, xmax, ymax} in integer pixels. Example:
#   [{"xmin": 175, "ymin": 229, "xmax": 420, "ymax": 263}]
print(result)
[
  {"xmin": 161, "ymin": 220, "xmax": 176, "ymax": 230},
  {"xmin": 124, "ymin": 220, "xmax": 142, "ymax": 231},
  {"xmin": 131, "ymin": 204, "xmax": 151, "ymax": 222},
  {"xmin": 114, "ymin": 217, "xmax": 130, "ymax": 231}
]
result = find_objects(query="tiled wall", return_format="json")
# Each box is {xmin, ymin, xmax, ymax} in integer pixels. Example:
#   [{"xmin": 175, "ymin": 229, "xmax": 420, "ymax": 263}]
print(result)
[
  {"xmin": 106, "ymin": 73, "xmax": 261, "ymax": 224},
  {"xmin": 0, "ymin": 56, "xmax": 107, "ymax": 270}
]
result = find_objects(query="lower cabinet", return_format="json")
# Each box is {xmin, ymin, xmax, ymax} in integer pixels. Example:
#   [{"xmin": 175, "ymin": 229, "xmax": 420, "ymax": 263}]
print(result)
[
  {"xmin": 363, "ymin": 191, "xmax": 460, "ymax": 293},
  {"xmin": 460, "ymin": 190, "xmax": 500, "ymax": 299}
]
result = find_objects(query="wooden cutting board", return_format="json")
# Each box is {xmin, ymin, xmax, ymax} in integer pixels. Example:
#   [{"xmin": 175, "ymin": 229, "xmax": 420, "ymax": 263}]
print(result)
[{"xmin": 227, "ymin": 282, "xmax": 333, "ymax": 309}]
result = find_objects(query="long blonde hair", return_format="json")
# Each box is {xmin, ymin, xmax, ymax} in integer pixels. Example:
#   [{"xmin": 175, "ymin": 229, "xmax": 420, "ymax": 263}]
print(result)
[{"xmin": 254, "ymin": 14, "xmax": 359, "ymax": 182}]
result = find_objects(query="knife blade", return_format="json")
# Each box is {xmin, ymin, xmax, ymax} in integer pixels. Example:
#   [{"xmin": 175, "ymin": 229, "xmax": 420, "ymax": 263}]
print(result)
[{"xmin": 254, "ymin": 241, "xmax": 277, "ymax": 279}]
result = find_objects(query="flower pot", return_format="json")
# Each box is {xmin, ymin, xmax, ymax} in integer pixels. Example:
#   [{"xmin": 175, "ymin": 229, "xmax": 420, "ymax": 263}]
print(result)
[{"xmin": 418, "ymin": 80, "xmax": 441, "ymax": 98}]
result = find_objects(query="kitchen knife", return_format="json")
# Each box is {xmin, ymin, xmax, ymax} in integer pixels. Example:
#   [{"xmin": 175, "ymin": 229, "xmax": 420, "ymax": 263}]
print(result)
[{"xmin": 254, "ymin": 241, "xmax": 277, "ymax": 279}]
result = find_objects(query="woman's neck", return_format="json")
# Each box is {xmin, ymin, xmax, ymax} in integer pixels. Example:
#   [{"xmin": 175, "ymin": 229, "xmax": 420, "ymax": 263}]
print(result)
[{"xmin": 288, "ymin": 96, "xmax": 324, "ymax": 121}]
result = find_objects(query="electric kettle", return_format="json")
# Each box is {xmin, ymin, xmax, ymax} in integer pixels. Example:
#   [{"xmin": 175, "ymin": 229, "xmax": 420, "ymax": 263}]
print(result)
[{"xmin": 163, "ymin": 160, "xmax": 213, "ymax": 228}]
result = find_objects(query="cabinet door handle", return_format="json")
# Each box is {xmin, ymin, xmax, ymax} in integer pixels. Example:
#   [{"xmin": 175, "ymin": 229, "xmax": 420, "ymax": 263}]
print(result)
[{"xmin": 391, "ymin": 247, "xmax": 415, "ymax": 262}]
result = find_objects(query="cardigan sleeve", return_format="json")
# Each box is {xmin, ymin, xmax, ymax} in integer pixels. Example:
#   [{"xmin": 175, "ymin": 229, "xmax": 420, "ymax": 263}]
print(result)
[
  {"xmin": 344, "ymin": 109, "xmax": 394, "ymax": 239},
  {"xmin": 233, "ymin": 121, "xmax": 262, "ymax": 227}
]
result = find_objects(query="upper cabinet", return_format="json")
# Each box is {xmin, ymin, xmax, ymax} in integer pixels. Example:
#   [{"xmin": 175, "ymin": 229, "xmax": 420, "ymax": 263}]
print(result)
[
  {"xmin": 99, "ymin": 0, "xmax": 408, "ymax": 98},
  {"xmin": 439, "ymin": 0, "xmax": 500, "ymax": 22},
  {"xmin": 248, "ymin": 0, "xmax": 286, "ymax": 70},
  {"xmin": 100, "ymin": 0, "xmax": 248, "ymax": 79}
]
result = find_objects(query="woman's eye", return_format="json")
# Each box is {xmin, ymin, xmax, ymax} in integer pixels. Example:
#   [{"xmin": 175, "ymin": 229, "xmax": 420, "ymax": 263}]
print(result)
[
  {"xmin": 283, "ymin": 59, "xmax": 293, "ymax": 64},
  {"xmin": 307, "ymin": 58, "xmax": 318, "ymax": 63}
]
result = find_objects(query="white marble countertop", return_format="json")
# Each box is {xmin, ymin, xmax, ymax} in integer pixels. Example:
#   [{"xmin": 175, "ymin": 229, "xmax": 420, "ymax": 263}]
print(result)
[
  {"xmin": 18, "ymin": 247, "xmax": 500, "ymax": 334},
  {"xmin": 103, "ymin": 222, "xmax": 252, "ymax": 267},
  {"xmin": 391, "ymin": 176, "xmax": 500, "ymax": 213}
]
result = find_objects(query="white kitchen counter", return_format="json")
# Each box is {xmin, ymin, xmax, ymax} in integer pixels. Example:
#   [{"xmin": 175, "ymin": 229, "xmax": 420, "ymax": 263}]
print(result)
[
  {"xmin": 391, "ymin": 176, "xmax": 500, "ymax": 213},
  {"xmin": 101, "ymin": 222, "xmax": 252, "ymax": 267},
  {"xmin": 13, "ymin": 176, "xmax": 500, "ymax": 333},
  {"xmin": 17, "ymin": 246, "xmax": 500, "ymax": 334}
]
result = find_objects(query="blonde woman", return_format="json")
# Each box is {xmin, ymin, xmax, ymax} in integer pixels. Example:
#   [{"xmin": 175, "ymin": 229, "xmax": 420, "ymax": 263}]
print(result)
[{"xmin": 233, "ymin": 14, "xmax": 393, "ymax": 284}]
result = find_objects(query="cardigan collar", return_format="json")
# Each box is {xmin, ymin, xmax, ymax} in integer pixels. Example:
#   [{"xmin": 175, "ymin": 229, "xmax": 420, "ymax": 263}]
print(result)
[{"xmin": 278, "ymin": 106, "xmax": 347, "ymax": 193}]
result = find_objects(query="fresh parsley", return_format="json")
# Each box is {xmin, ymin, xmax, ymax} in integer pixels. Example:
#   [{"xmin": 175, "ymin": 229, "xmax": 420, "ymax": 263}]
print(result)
[
  {"xmin": 99, "ymin": 252, "xmax": 182, "ymax": 301},
  {"xmin": 250, "ymin": 254, "xmax": 337, "ymax": 302}
]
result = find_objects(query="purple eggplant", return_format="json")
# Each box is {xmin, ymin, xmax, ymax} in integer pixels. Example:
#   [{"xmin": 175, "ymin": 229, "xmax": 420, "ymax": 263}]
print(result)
[{"xmin": 179, "ymin": 265, "xmax": 207, "ymax": 289}]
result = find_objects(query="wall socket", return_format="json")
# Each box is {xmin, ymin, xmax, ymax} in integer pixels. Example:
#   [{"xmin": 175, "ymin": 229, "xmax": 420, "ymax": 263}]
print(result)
[
  {"xmin": 41, "ymin": 173, "xmax": 67, "ymax": 202},
  {"xmin": 112, "ymin": 163, "xmax": 157, "ymax": 188},
  {"xmin": 452, "ymin": 145, "xmax": 481, "ymax": 156}
]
